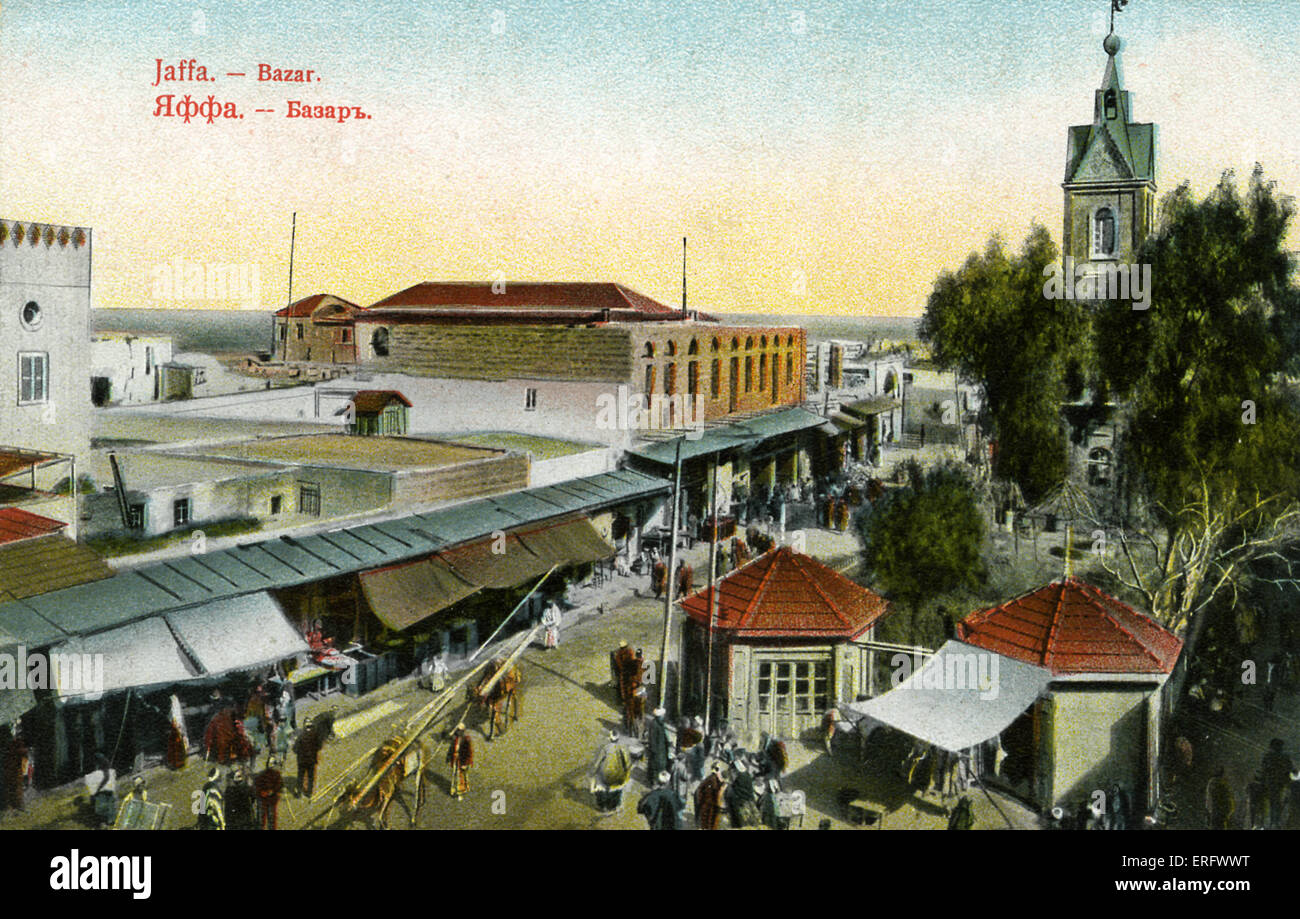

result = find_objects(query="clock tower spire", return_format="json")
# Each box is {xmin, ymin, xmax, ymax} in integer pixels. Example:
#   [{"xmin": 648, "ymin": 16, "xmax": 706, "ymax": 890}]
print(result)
[{"xmin": 1061, "ymin": 14, "xmax": 1157, "ymax": 283}]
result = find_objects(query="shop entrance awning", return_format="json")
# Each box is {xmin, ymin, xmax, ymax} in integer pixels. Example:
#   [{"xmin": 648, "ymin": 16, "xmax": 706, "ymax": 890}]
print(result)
[
  {"xmin": 359, "ymin": 557, "xmax": 480, "ymax": 631},
  {"xmin": 843, "ymin": 396, "xmax": 901, "ymax": 419},
  {"xmin": 49, "ymin": 592, "xmax": 308, "ymax": 699},
  {"xmin": 515, "ymin": 517, "xmax": 616, "ymax": 568},
  {"xmin": 829, "ymin": 411, "xmax": 869, "ymax": 431},
  {"xmin": 166, "ymin": 592, "xmax": 309, "ymax": 676},
  {"xmin": 438, "ymin": 532, "xmax": 552, "ymax": 589},
  {"xmin": 0, "ymin": 638, "xmax": 35, "ymax": 725},
  {"xmin": 51, "ymin": 617, "xmax": 201, "ymax": 699},
  {"xmin": 838, "ymin": 640, "xmax": 1051, "ymax": 753}
]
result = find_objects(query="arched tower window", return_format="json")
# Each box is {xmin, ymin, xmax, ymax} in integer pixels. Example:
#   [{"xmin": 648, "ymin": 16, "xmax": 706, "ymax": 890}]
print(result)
[
  {"xmin": 1104, "ymin": 89, "xmax": 1118, "ymax": 120},
  {"xmin": 1093, "ymin": 207, "xmax": 1116, "ymax": 257}
]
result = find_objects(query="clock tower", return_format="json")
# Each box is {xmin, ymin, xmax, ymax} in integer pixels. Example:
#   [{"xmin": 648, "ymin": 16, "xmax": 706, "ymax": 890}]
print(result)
[{"xmin": 1062, "ymin": 31, "xmax": 1157, "ymax": 278}]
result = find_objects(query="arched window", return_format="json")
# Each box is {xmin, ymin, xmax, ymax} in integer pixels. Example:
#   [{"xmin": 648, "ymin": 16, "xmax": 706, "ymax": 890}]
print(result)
[
  {"xmin": 644, "ymin": 342, "xmax": 656, "ymax": 358},
  {"xmin": 760, "ymin": 335, "xmax": 768, "ymax": 348},
  {"xmin": 667, "ymin": 341, "xmax": 677, "ymax": 356},
  {"xmin": 731, "ymin": 337, "xmax": 739, "ymax": 351},
  {"xmin": 688, "ymin": 338, "xmax": 698, "ymax": 355},
  {"xmin": 711, "ymin": 337, "xmax": 720, "ymax": 352},
  {"xmin": 371, "ymin": 327, "xmax": 390, "ymax": 357},
  {"xmin": 1093, "ymin": 207, "xmax": 1116, "ymax": 257},
  {"xmin": 745, "ymin": 336, "xmax": 754, "ymax": 350},
  {"xmin": 1104, "ymin": 89, "xmax": 1118, "ymax": 120}
]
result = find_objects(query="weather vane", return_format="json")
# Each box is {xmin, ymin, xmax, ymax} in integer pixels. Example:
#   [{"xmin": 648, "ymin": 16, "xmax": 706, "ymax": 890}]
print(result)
[{"xmin": 1110, "ymin": 0, "xmax": 1130, "ymax": 36}]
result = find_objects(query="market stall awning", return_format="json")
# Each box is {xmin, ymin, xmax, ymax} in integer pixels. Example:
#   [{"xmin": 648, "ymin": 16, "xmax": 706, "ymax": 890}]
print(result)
[
  {"xmin": 838, "ymin": 640, "xmax": 1051, "ymax": 753},
  {"xmin": 0, "ymin": 639, "xmax": 35, "ymax": 725},
  {"xmin": 359, "ymin": 557, "xmax": 480, "ymax": 631},
  {"xmin": 515, "ymin": 517, "xmax": 615, "ymax": 569},
  {"xmin": 166, "ymin": 592, "xmax": 309, "ymax": 676},
  {"xmin": 843, "ymin": 395, "xmax": 901, "ymax": 419},
  {"xmin": 437, "ymin": 533, "xmax": 552, "ymax": 589},
  {"xmin": 51, "ymin": 617, "xmax": 201, "ymax": 699},
  {"xmin": 829, "ymin": 410, "xmax": 869, "ymax": 431}
]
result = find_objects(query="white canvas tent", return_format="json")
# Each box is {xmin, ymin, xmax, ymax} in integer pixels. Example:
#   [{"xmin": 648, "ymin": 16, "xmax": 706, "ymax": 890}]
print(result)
[{"xmin": 838, "ymin": 640, "xmax": 1051, "ymax": 753}]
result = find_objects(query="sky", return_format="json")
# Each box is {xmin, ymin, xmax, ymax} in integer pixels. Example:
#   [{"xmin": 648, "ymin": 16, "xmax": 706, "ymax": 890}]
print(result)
[{"xmin": 1, "ymin": 0, "xmax": 1297, "ymax": 317}]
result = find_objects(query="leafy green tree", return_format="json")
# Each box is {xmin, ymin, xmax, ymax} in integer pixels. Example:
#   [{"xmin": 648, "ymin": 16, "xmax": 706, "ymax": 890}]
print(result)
[
  {"xmin": 857, "ymin": 460, "xmax": 986, "ymax": 642},
  {"xmin": 1095, "ymin": 167, "xmax": 1300, "ymax": 636},
  {"xmin": 919, "ymin": 225, "xmax": 1089, "ymax": 502}
]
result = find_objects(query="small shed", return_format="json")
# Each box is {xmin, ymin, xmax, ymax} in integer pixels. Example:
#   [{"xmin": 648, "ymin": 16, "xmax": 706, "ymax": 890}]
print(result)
[
  {"xmin": 342, "ymin": 390, "xmax": 412, "ymax": 436},
  {"xmin": 678, "ymin": 546, "xmax": 890, "ymax": 744}
]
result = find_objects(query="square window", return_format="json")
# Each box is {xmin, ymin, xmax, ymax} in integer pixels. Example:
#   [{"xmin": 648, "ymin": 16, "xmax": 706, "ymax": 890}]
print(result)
[
  {"xmin": 127, "ymin": 504, "xmax": 145, "ymax": 530},
  {"xmin": 524, "ymin": 388, "xmax": 538, "ymax": 412},
  {"xmin": 270, "ymin": 495, "xmax": 282, "ymax": 515},
  {"xmin": 172, "ymin": 498, "xmax": 190, "ymax": 528}
]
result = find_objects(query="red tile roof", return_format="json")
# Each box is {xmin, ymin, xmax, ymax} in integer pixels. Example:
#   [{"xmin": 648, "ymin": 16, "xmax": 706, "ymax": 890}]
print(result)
[
  {"xmin": 680, "ymin": 546, "xmax": 889, "ymax": 640},
  {"xmin": 349, "ymin": 390, "xmax": 412, "ymax": 413},
  {"xmin": 274, "ymin": 293, "xmax": 361, "ymax": 318},
  {"xmin": 0, "ymin": 508, "xmax": 65, "ymax": 546},
  {"xmin": 957, "ymin": 577, "xmax": 1183, "ymax": 676},
  {"xmin": 363, "ymin": 281, "xmax": 717, "ymax": 323}
]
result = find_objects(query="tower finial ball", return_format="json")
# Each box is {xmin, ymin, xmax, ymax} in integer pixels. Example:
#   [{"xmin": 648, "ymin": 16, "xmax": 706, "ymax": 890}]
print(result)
[{"xmin": 1103, "ymin": 33, "xmax": 1121, "ymax": 55}]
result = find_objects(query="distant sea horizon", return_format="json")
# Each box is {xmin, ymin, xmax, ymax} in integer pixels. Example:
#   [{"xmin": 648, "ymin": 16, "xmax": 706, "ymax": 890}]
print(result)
[{"xmin": 91, "ymin": 308, "xmax": 922, "ymax": 354}]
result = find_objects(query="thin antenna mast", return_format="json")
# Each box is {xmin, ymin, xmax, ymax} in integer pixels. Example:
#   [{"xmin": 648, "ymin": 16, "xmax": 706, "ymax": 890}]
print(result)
[
  {"xmin": 284, "ymin": 211, "xmax": 297, "ymax": 361},
  {"xmin": 681, "ymin": 236, "xmax": 688, "ymax": 318}
]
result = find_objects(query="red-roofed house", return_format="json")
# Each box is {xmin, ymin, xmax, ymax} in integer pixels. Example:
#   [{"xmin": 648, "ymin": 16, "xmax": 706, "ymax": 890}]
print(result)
[
  {"xmin": 678, "ymin": 546, "xmax": 890, "ymax": 742},
  {"xmin": 273, "ymin": 294, "xmax": 362, "ymax": 363},
  {"xmin": 957, "ymin": 577, "xmax": 1184, "ymax": 812}
]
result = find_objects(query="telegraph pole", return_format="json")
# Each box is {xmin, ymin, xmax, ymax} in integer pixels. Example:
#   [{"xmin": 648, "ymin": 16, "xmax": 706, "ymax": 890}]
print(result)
[
  {"xmin": 658, "ymin": 437, "xmax": 683, "ymax": 714},
  {"xmin": 703, "ymin": 452, "xmax": 720, "ymax": 733}
]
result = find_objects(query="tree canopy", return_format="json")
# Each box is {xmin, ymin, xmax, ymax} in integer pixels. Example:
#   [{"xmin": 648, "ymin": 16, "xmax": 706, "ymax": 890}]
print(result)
[
  {"xmin": 918, "ymin": 224, "xmax": 1090, "ymax": 502},
  {"xmin": 1094, "ymin": 166, "xmax": 1300, "ymax": 634},
  {"xmin": 857, "ymin": 460, "xmax": 986, "ymax": 612}
]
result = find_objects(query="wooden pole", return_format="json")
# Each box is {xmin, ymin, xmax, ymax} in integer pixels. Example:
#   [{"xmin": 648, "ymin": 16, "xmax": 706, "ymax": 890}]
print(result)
[
  {"xmin": 468, "ymin": 565, "xmax": 557, "ymax": 665},
  {"xmin": 347, "ymin": 625, "xmax": 540, "ymax": 808},
  {"xmin": 703, "ymin": 452, "xmax": 720, "ymax": 733},
  {"xmin": 657, "ymin": 438, "xmax": 683, "ymax": 713}
]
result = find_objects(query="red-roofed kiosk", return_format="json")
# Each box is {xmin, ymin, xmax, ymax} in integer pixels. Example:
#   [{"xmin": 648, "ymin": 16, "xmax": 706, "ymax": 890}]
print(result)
[{"xmin": 678, "ymin": 546, "xmax": 891, "ymax": 744}]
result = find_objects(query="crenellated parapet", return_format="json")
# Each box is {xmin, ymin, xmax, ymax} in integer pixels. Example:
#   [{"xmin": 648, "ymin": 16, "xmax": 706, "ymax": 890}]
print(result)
[{"xmin": 0, "ymin": 220, "xmax": 90, "ymax": 249}]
